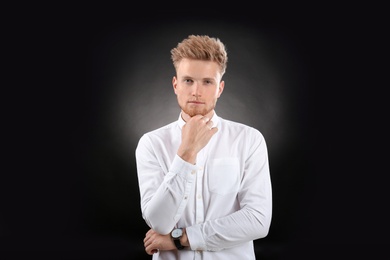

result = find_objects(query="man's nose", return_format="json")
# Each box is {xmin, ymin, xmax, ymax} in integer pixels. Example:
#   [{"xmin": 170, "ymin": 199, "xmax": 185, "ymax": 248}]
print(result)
[{"xmin": 191, "ymin": 83, "xmax": 201, "ymax": 96}]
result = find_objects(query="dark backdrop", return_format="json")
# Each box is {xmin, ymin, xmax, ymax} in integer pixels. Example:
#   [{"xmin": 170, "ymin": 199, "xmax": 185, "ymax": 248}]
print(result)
[{"xmin": 2, "ymin": 12, "xmax": 389, "ymax": 260}]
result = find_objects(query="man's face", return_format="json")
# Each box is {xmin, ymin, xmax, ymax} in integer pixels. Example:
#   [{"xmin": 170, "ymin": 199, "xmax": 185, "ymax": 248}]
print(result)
[{"xmin": 173, "ymin": 58, "xmax": 224, "ymax": 121}]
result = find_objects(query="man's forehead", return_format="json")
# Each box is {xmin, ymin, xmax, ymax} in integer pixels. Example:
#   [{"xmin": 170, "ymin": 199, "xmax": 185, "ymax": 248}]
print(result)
[{"xmin": 176, "ymin": 59, "xmax": 221, "ymax": 80}]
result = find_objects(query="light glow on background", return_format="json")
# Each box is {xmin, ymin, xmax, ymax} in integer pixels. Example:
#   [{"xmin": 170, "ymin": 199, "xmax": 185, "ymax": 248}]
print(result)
[{"xmin": 96, "ymin": 21, "xmax": 309, "ymax": 164}]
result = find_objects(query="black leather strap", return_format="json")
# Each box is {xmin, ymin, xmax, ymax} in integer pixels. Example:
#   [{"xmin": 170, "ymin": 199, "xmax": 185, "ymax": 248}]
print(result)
[{"xmin": 173, "ymin": 238, "xmax": 184, "ymax": 250}]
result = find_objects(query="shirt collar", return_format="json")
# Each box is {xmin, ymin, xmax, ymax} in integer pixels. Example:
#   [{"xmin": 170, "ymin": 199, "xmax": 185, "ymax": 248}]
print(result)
[{"xmin": 177, "ymin": 111, "xmax": 220, "ymax": 129}]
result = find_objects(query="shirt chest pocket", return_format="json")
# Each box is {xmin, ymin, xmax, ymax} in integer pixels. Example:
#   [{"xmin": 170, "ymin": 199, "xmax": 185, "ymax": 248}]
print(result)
[{"xmin": 208, "ymin": 158, "xmax": 240, "ymax": 195}]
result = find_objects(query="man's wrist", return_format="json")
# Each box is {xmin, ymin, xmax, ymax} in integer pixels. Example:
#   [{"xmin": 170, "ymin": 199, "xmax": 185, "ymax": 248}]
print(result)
[
  {"xmin": 180, "ymin": 228, "xmax": 189, "ymax": 247},
  {"xmin": 177, "ymin": 152, "xmax": 197, "ymax": 165},
  {"xmin": 171, "ymin": 228, "xmax": 184, "ymax": 250}
]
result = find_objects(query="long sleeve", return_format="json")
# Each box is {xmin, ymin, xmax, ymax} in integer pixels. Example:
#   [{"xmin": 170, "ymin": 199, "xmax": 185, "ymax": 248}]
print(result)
[
  {"xmin": 135, "ymin": 133, "xmax": 198, "ymax": 235},
  {"xmin": 186, "ymin": 129, "xmax": 272, "ymax": 251}
]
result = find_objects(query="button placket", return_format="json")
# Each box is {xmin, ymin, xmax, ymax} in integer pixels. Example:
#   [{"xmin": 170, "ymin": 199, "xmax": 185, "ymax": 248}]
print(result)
[{"xmin": 195, "ymin": 150, "xmax": 205, "ymax": 225}]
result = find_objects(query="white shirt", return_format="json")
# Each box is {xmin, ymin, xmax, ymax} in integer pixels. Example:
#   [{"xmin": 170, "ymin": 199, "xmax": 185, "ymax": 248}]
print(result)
[{"xmin": 135, "ymin": 112, "xmax": 272, "ymax": 260}]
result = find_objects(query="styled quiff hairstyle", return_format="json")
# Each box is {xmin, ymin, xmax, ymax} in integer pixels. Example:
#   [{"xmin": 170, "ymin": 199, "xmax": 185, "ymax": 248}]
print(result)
[{"xmin": 170, "ymin": 35, "xmax": 228, "ymax": 77}]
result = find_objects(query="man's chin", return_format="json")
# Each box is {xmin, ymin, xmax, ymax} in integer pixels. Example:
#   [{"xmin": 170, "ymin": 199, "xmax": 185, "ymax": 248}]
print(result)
[
  {"xmin": 183, "ymin": 109, "xmax": 205, "ymax": 118},
  {"xmin": 181, "ymin": 105, "xmax": 215, "ymax": 118},
  {"xmin": 189, "ymin": 112, "xmax": 204, "ymax": 117}
]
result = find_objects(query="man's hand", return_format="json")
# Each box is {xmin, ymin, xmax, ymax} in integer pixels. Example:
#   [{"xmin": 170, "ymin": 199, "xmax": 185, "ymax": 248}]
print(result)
[
  {"xmin": 178, "ymin": 115, "xmax": 218, "ymax": 164},
  {"xmin": 144, "ymin": 229, "xmax": 176, "ymax": 255}
]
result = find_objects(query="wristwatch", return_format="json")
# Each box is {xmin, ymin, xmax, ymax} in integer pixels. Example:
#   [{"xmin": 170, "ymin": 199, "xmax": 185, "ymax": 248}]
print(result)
[{"xmin": 171, "ymin": 228, "xmax": 184, "ymax": 250}]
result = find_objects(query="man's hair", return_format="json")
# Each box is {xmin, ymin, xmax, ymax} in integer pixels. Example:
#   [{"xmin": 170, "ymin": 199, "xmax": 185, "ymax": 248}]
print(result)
[{"xmin": 170, "ymin": 35, "xmax": 228, "ymax": 77}]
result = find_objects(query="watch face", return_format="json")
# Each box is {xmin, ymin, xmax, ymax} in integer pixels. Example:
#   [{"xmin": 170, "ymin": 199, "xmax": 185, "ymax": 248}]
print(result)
[{"xmin": 172, "ymin": 228, "xmax": 183, "ymax": 238}]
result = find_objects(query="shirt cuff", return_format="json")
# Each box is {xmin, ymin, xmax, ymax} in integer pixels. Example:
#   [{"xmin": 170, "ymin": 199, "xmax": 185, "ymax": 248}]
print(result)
[
  {"xmin": 186, "ymin": 223, "xmax": 207, "ymax": 251},
  {"xmin": 170, "ymin": 154, "xmax": 199, "ymax": 182}
]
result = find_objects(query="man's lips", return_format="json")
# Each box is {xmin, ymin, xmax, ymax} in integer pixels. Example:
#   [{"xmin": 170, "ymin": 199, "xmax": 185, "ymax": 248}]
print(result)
[{"xmin": 188, "ymin": 101, "xmax": 205, "ymax": 104}]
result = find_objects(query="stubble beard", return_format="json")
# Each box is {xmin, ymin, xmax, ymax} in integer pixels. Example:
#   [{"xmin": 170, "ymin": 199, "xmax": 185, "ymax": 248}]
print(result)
[{"xmin": 180, "ymin": 101, "xmax": 216, "ymax": 118}]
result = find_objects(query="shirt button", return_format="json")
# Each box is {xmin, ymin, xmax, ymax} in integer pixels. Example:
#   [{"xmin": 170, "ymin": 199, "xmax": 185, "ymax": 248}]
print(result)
[
  {"xmin": 191, "ymin": 170, "xmax": 196, "ymax": 175},
  {"xmin": 197, "ymin": 195, "xmax": 202, "ymax": 199}
]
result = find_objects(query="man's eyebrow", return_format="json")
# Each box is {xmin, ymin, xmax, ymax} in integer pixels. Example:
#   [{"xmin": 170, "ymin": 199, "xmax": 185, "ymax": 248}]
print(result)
[
  {"xmin": 180, "ymin": 75, "xmax": 193, "ymax": 79},
  {"xmin": 179, "ymin": 75, "xmax": 215, "ymax": 81}
]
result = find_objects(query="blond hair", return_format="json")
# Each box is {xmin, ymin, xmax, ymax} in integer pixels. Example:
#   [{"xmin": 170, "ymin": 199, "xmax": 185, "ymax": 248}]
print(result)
[{"xmin": 170, "ymin": 35, "xmax": 228, "ymax": 76}]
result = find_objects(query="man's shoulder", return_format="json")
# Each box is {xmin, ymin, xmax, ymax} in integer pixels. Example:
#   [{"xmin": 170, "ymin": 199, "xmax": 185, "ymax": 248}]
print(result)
[
  {"xmin": 142, "ymin": 121, "xmax": 177, "ymax": 137},
  {"xmin": 220, "ymin": 117, "xmax": 259, "ymax": 131},
  {"xmin": 219, "ymin": 117, "xmax": 264, "ymax": 138}
]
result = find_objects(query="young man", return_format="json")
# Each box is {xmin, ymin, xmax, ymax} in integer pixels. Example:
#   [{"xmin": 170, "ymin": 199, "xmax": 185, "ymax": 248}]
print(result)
[{"xmin": 135, "ymin": 35, "xmax": 272, "ymax": 259}]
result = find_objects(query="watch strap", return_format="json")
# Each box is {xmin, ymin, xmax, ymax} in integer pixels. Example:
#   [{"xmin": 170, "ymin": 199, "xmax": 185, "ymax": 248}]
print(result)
[{"xmin": 173, "ymin": 238, "xmax": 184, "ymax": 250}]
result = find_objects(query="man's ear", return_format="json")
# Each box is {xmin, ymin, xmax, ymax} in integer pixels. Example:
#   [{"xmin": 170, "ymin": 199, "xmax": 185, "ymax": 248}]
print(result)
[
  {"xmin": 217, "ymin": 80, "xmax": 225, "ymax": 98},
  {"xmin": 172, "ymin": 76, "xmax": 178, "ymax": 94}
]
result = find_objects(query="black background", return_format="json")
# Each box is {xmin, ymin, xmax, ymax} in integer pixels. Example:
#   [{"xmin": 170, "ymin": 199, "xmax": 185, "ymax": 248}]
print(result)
[{"xmin": 2, "ymin": 11, "xmax": 388, "ymax": 259}]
